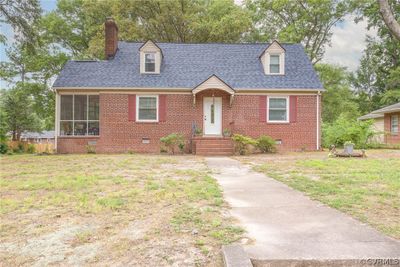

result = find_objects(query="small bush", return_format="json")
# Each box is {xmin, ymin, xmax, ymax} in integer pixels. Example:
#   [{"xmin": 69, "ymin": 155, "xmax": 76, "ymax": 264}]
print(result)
[
  {"xmin": 12, "ymin": 143, "xmax": 25, "ymax": 153},
  {"xmin": 26, "ymin": 144, "xmax": 36, "ymax": 154},
  {"xmin": 86, "ymin": 144, "xmax": 96, "ymax": 154},
  {"xmin": 0, "ymin": 143, "xmax": 8, "ymax": 154},
  {"xmin": 232, "ymin": 134, "xmax": 257, "ymax": 155},
  {"xmin": 256, "ymin": 135, "xmax": 276, "ymax": 153},
  {"xmin": 322, "ymin": 115, "xmax": 376, "ymax": 149},
  {"xmin": 160, "ymin": 133, "xmax": 185, "ymax": 154}
]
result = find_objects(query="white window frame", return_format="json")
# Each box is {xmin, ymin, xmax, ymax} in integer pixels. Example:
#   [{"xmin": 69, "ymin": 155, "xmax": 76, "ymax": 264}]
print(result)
[
  {"xmin": 266, "ymin": 53, "xmax": 285, "ymax": 75},
  {"xmin": 391, "ymin": 115, "xmax": 398, "ymax": 135},
  {"xmin": 136, "ymin": 95, "xmax": 159, "ymax": 122},
  {"xmin": 144, "ymin": 52, "xmax": 156, "ymax": 73},
  {"xmin": 269, "ymin": 54, "xmax": 280, "ymax": 74},
  {"xmin": 58, "ymin": 93, "xmax": 100, "ymax": 137},
  {"xmin": 267, "ymin": 96, "xmax": 290, "ymax": 123}
]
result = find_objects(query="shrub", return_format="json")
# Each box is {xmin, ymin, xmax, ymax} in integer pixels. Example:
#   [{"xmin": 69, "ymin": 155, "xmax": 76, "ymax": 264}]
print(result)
[
  {"xmin": 256, "ymin": 135, "xmax": 276, "ymax": 153},
  {"xmin": 0, "ymin": 143, "xmax": 8, "ymax": 154},
  {"xmin": 231, "ymin": 134, "xmax": 257, "ymax": 155},
  {"xmin": 12, "ymin": 142, "xmax": 25, "ymax": 153},
  {"xmin": 160, "ymin": 133, "xmax": 185, "ymax": 154},
  {"xmin": 26, "ymin": 144, "xmax": 36, "ymax": 154},
  {"xmin": 86, "ymin": 144, "xmax": 96, "ymax": 154},
  {"xmin": 322, "ymin": 115, "xmax": 376, "ymax": 149}
]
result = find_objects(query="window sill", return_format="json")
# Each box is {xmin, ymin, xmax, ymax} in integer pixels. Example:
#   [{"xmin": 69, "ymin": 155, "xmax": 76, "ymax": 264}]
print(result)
[
  {"xmin": 141, "ymin": 72, "xmax": 160, "ymax": 75},
  {"xmin": 266, "ymin": 121, "xmax": 290, "ymax": 124},
  {"xmin": 135, "ymin": 121, "xmax": 159, "ymax": 124}
]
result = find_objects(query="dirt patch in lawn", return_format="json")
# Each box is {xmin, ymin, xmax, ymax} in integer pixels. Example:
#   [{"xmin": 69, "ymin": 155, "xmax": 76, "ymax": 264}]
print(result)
[
  {"xmin": 235, "ymin": 149, "xmax": 400, "ymax": 239},
  {"xmin": 0, "ymin": 154, "xmax": 243, "ymax": 266}
]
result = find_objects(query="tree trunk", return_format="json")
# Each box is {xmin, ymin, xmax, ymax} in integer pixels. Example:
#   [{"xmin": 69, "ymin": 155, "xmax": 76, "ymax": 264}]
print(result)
[
  {"xmin": 12, "ymin": 130, "xmax": 17, "ymax": 141},
  {"xmin": 378, "ymin": 0, "xmax": 400, "ymax": 41}
]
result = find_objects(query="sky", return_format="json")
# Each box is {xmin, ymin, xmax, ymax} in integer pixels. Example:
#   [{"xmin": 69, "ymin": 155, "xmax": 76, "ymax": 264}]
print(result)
[
  {"xmin": 1, "ymin": 0, "xmax": 376, "ymax": 89},
  {"xmin": 323, "ymin": 15, "xmax": 377, "ymax": 71}
]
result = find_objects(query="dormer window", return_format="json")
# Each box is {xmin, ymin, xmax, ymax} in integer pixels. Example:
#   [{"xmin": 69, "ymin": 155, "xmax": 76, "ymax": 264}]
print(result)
[
  {"xmin": 145, "ymin": 53, "xmax": 156, "ymax": 72},
  {"xmin": 139, "ymin": 40, "xmax": 163, "ymax": 74},
  {"xmin": 260, "ymin": 40, "xmax": 285, "ymax": 75},
  {"xmin": 269, "ymin": 55, "xmax": 280, "ymax": 74}
]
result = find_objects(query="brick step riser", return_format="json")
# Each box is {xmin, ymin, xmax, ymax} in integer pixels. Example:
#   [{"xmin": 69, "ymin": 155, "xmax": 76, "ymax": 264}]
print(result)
[
  {"xmin": 196, "ymin": 153, "xmax": 233, "ymax": 156},
  {"xmin": 196, "ymin": 149, "xmax": 233, "ymax": 153},
  {"xmin": 196, "ymin": 141, "xmax": 233, "ymax": 145},
  {"xmin": 196, "ymin": 146, "xmax": 234, "ymax": 150},
  {"xmin": 196, "ymin": 146, "xmax": 234, "ymax": 149}
]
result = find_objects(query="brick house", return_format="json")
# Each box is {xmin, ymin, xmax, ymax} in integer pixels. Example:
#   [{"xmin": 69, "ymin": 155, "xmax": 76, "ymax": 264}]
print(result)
[
  {"xmin": 359, "ymin": 102, "xmax": 400, "ymax": 145},
  {"xmin": 53, "ymin": 18, "xmax": 324, "ymax": 155}
]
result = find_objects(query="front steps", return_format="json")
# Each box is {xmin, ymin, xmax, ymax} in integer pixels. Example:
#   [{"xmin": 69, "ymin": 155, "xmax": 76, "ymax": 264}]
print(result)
[{"xmin": 192, "ymin": 137, "xmax": 234, "ymax": 156}]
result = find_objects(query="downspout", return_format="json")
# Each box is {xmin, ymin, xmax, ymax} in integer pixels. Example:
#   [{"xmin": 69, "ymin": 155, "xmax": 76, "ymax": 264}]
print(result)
[
  {"xmin": 316, "ymin": 91, "xmax": 321, "ymax": 150},
  {"xmin": 54, "ymin": 88, "xmax": 58, "ymax": 153}
]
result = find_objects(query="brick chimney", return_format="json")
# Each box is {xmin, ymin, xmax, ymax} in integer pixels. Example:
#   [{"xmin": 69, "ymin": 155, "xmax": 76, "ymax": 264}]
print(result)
[{"xmin": 105, "ymin": 17, "xmax": 118, "ymax": 59}]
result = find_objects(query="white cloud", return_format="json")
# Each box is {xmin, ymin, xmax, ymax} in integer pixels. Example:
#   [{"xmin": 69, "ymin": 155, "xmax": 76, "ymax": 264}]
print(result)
[{"xmin": 323, "ymin": 15, "xmax": 377, "ymax": 71}]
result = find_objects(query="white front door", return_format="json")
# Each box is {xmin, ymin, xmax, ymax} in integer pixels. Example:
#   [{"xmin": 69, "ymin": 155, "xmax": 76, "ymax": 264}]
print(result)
[{"xmin": 203, "ymin": 97, "xmax": 222, "ymax": 135}]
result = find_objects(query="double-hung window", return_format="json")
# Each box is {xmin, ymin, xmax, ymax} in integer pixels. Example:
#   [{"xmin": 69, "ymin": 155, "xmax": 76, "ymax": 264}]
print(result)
[
  {"xmin": 144, "ymin": 53, "xmax": 156, "ymax": 73},
  {"xmin": 59, "ymin": 95, "xmax": 99, "ymax": 136},
  {"xmin": 269, "ymin": 54, "xmax": 280, "ymax": 74},
  {"xmin": 137, "ymin": 95, "xmax": 158, "ymax": 122},
  {"xmin": 268, "ymin": 96, "xmax": 289, "ymax": 123},
  {"xmin": 391, "ymin": 115, "xmax": 398, "ymax": 135}
]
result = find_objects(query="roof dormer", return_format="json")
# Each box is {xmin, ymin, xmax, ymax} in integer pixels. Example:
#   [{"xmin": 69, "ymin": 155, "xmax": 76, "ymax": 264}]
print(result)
[
  {"xmin": 260, "ymin": 40, "xmax": 285, "ymax": 75},
  {"xmin": 139, "ymin": 40, "xmax": 163, "ymax": 74}
]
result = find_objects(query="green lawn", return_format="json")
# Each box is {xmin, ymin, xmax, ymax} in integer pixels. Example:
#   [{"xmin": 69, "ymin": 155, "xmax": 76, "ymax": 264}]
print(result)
[
  {"xmin": 240, "ymin": 150, "xmax": 400, "ymax": 239},
  {"xmin": 0, "ymin": 154, "xmax": 243, "ymax": 266}
]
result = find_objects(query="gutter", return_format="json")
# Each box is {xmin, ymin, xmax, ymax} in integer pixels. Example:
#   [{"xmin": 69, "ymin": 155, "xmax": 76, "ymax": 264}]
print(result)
[
  {"xmin": 54, "ymin": 88, "xmax": 58, "ymax": 152},
  {"xmin": 317, "ymin": 91, "xmax": 321, "ymax": 150}
]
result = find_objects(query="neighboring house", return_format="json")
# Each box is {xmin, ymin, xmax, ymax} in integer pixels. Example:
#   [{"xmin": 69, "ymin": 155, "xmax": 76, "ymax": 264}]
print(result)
[
  {"xmin": 20, "ymin": 131, "xmax": 55, "ymax": 144},
  {"xmin": 52, "ymin": 18, "xmax": 324, "ymax": 155},
  {"xmin": 358, "ymin": 113, "xmax": 385, "ymax": 143},
  {"xmin": 359, "ymin": 102, "xmax": 400, "ymax": 145}
]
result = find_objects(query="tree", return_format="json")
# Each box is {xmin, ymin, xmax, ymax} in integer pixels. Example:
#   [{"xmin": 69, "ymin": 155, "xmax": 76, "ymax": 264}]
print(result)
[
  {"xmin": 0, "ymin": 38, "xmax": 68, "ymax": 129},
  {"xmin": 245, "ymin": 0, "xmax": 351, "ymax": 63},
  {"xmin": 1, "ymin": 85, "xmax": 43, "ymax": 141},
  {"xmin": 315, "ymin": 63, "xmax": 359, "ymax": 123},
  {"xmin": 380, "ymin": 66, "xmax": 400, "ymax": 104},
  {"xmin": 0, "ymin": 0, "xmax": 41, "ymax": 46},
  {"xmin": 352, "ymin": 0, "xmax": 400, "ymax": 111},
  {"xmin": 378, "ymin": 0, "xmax": 400, "ymax": 40},
  {"xmin": 41, "ymin": 0, "xmax": 252, "ymax": 59}
]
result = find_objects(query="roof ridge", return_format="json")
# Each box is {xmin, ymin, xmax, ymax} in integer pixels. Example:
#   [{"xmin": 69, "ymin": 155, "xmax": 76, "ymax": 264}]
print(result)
[{"xmin": 118, "ymin": 40, "xmax": 299, "ymax": 45}]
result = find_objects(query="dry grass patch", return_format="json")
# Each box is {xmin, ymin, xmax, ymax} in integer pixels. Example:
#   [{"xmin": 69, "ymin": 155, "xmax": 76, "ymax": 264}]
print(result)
[
  {"xmin": 236, "ymin": 150, "xmax": 400, "ymax": 239},
  {"xmin": 0, "ymin": 154, "xmax": 243, "ymax": 266}
]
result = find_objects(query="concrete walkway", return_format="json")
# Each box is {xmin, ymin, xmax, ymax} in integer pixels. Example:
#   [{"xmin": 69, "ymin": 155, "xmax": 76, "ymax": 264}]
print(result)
[{"xmin": 206, "ymin": 157, "xmax": 400, "ymax": 260}]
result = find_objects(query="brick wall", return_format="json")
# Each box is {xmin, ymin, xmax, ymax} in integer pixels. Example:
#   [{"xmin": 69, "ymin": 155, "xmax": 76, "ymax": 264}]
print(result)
[
  {"xmin": 57, "ymin": 91, "xmax": 321, "ymax": 153},
  {"xmin": 57, "ymin": 137, "xmax": 100, "ymax": 153},
  {"xmin": 384, "ymin": 112, "xmax": 400, "ymax": 145}
]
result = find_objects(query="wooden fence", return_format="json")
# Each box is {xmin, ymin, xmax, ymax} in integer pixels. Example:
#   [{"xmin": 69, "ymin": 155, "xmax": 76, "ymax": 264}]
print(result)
[{"xmin": 7, "ymin": 141, "xmax": 55, "ymax": 154}]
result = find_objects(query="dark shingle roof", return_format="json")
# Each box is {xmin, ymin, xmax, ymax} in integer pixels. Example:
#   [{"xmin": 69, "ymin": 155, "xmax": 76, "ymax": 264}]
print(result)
[
  {"xmin": 53, "ymin": 42, "xmax": 323, "ymax": 90},
  {"xmin": 21, "ymin": 131, "xmax": 55, "ymax": 139},
  {"xmin": 371, "ymin": 102, "xmax": 400, "ymax": 114}
]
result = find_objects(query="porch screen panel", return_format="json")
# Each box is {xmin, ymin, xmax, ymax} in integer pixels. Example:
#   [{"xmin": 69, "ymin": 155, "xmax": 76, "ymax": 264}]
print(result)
[{"xmin": 59, "ymin": 95, "xmax": 100, "ymax": 136}]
